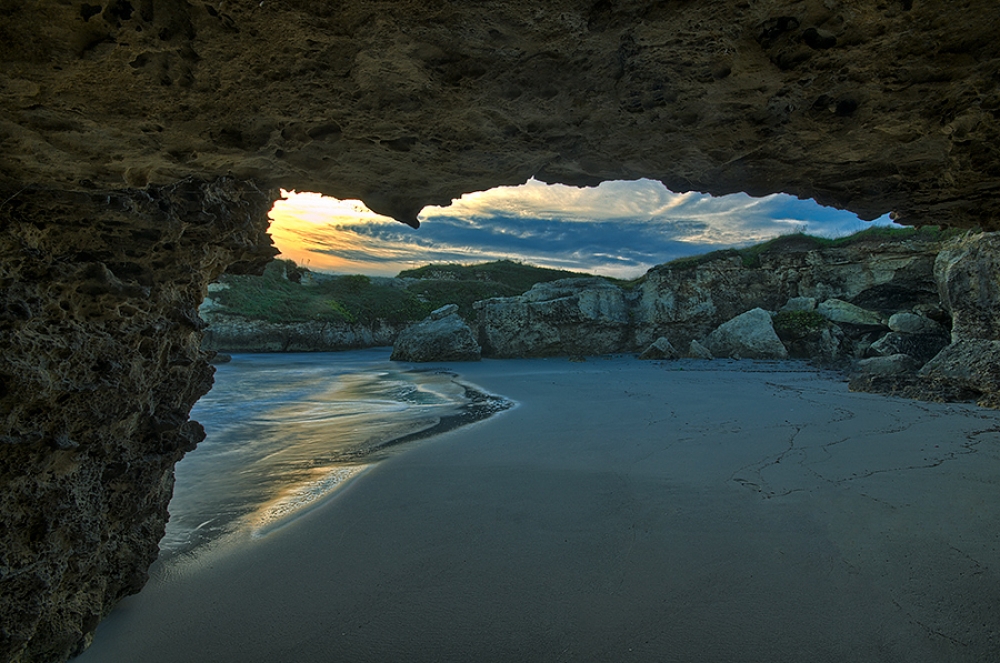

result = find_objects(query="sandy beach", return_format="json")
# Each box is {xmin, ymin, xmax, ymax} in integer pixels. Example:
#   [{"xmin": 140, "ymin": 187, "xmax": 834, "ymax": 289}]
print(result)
[{"xmin": 78, "ymin": 356, "xmax": 1000, "ymax": 662}]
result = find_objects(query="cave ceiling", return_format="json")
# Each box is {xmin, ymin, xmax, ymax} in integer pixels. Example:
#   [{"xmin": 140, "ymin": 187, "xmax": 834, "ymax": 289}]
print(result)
[{"xmin": 1, "ymin": 0, "xmax": 998, "ymax": 228}]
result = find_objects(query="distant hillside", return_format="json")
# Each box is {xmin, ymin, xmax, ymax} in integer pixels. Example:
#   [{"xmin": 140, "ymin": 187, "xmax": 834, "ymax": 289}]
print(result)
[
  {"xmin": 205, "ymin": 258, "xmax": 592, "ymax": 325},
  {"xmin": 398, "ymin": 259, "xmax": 590, "ymax": 290},
  {"xmin": 207, "ymin": 228, "xmax": 962, "ymax": 328},
  {"xmin": 207, "ymin": 260, "xmax": 430, "ymax": 325}
]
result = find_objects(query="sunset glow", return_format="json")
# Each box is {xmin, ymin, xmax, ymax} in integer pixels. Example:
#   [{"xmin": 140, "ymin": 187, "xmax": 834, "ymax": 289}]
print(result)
[{"xmin": 268, "ymin": 180, "xmax": 898, "ymax": 278}]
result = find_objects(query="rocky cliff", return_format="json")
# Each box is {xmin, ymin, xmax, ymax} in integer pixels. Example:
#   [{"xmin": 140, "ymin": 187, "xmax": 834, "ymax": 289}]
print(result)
[
  {"xmin": 0, "ymin": 178, "xmax": 274, "ymax": 661},
  {"xmin": 2, "ymin": 1, "xmax": 1000, "ymax": 661},
  {"xmin": 632, "ymin": 233, "xmax": 941, "ymax": 348},
  {"xmin": 477, "ymin": 232, "xmax": 944, "ymax": 359},
  {"xmin": 200, "ymin": 315, "xmax": 403, "ymax": 353}
]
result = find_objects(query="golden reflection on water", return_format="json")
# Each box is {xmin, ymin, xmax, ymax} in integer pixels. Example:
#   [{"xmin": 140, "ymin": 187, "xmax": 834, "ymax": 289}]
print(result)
[{"xmin": 161, "ymin": 352, "xmax": 480, "ymax": 558}]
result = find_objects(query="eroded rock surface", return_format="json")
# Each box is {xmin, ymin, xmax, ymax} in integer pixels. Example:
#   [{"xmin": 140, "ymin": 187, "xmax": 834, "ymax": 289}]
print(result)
[
  {"xmin": 476, "ymin": 278, "xmax": 630, "ymax": 357},
  {"xmin": 0, "ymin": 178, "xmax": 274, "ymax": 662},
  {"xmin": 632, "ymin": 235, "xmax": 940, "ymax": 349},
  {"xmin": 201, "ymin": 317, "xmax": 404, "ymax": 353},
  {"xmin": 2, "ymin": 1, "xmax": 1000, "ymax": 228},
  {"xmin": 704, "ymin": 308, "xmax": 788, "ymax": 360},
  {"xmin": 391, "ymin": 305, "xmax": 481, "ymax": 362},
  {"xmin": 2, "ymin": 2, "xmax": 1000, "ymax": 661}
]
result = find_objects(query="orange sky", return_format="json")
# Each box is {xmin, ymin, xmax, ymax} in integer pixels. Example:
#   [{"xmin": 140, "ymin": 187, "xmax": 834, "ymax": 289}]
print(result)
[
  {"xmin": 267, "ymin": 192, "xmax": 401, "ymax": 273},
  {"xmin": 267, "ymin": 181, "xmax": 895, "ymax": 278}
]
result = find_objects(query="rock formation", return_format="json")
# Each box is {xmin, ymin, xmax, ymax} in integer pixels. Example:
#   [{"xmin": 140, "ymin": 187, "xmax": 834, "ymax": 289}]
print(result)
[
  {"xmin": 638, "ymin": 337, "xmax": 680, "ymax": 361},
  {"xmin": 390, "ymin": 305, "xmax": 481, "ymax": 363},
  {"xmin": 476, "ymin": 278, "xmax": 630, "ymax": 357},
  {"xmin": 631, "ymin": 234, "xmax": 939, "ymax": 349},
  {"xmin": 861, "ymin": 232, "xmax": 1000, "ymax": 408},
  {"xmin": 0, "ymin": 178, "xmax": 274, "ymax": 661},
  {"xmin": 2, "ymin": 1, "xmax": 1000, "ymax": 660},
  {"xmin": 704, "ymin": 308, "xmax": 789, "ymax": 360},
  {"xmin": 477, "ymin": 233, "xmax": 944, "ymax": 360},
  {"xmin": 201, "ymin": 316, "xmax": 403, "ymax": 353}
]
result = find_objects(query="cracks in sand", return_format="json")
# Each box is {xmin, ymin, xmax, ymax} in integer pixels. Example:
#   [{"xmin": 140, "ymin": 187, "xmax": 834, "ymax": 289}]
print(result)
[
  {"xmin": 728, "ymin": 399, "xmax": 992, "ymax": 501},
  {"xmin": 729, "ymin": 421, "xmax": 809, "ymax": 498},
  {"xmin": 829, "ymin": 428, "xmax": 984, "ymax": 486},
  {"xmin": 891, "ymin": 599, "xmax": 971, "ymax": 649}
]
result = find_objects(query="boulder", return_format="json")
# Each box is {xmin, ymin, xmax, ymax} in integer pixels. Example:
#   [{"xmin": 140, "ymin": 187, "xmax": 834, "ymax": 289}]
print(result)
[
  {"xmin": 919, "ymin": 340, "xmax": 1000, "ymax": 407},
  {"xmin": 816, "ymin": 299, "xmax": 886, "ymax": 328},
  {"xmin": 869, "ymin": 332, "xmax": 949, "ymax": 364},
  {"xmin": 856, "ymin": 354, "xmax": 921, "ymax": 376},
  {"xmin": 704, "ymin": 308, "xmax": 788, "ymax": 360},
  {"xmin": 687, "ymin": 340, "xmax": 714, "ymax": 360},
  {"xmin": 476, "ymin": 278, "xmax": 629, "ymax": 357},
  {"xmin": 888, "ymin": 312, "xmax": 945, "ymax": 335},
  {"xmin": 390, "ymin": 307, "xmax": 481, "ymax": 362},
  {"xmin": 781, "ymin": 297, "xmax": 818, "ymax": 312},
  {"xmin": 638, "ymin": 337, "xmax": 680, "ymax": 360}
]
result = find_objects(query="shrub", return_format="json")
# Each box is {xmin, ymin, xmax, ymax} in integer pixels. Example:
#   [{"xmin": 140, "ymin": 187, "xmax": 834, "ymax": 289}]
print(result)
[{"xmin": 772, "ymin": 310, "xmax": 829, "ymax": 340}]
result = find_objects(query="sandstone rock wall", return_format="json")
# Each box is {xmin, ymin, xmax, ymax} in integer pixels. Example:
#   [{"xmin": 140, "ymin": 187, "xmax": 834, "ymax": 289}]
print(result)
[
  {"xmin": 1, "ymin": 1, "xmax": 999, "ymax": 228},
  {"xmin": 0, "ymin": 178, "xmax": 274, "ymax": 662},
  {"xmin": 2, "ymin": 1, "xmax": 1000, "ymax": 661}
]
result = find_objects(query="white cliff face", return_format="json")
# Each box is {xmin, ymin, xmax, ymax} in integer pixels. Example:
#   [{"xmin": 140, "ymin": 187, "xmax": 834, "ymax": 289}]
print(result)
[
  {"xmin": 934, "ymin": 232, "xmax": 1000, "ymax": 343},
  {"xmin": 476, "ymin": 278, "xmax": 630, "ymax": 357}
]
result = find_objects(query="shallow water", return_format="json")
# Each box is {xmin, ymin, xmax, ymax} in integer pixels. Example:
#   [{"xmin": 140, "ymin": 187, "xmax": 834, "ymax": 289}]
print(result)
[{"xmin": 161, "ymin": 349, "xmax": 509, "ymax": 557}]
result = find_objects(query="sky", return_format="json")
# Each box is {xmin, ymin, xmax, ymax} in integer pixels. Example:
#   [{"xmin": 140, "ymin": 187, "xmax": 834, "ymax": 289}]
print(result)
[{"xmin": 268, "ymin": 178, "xmax": 899, "ymax": 279}]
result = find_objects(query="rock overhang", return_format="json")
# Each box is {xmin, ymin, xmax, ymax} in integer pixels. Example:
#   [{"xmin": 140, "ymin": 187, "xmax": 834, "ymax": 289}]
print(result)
[
  {"xmin": 1, "ymin": 0, "xmax": 999, "ymax": 228},
  {"xmin": 3, "ymin": 2, "xmax": 1000, "ymax": 661}
]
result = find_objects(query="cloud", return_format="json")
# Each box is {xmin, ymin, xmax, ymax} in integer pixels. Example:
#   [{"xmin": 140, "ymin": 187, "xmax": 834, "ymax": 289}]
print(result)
[{"xmin": 268, "ymin": 179, "xmax": 897, "ymax": 278}]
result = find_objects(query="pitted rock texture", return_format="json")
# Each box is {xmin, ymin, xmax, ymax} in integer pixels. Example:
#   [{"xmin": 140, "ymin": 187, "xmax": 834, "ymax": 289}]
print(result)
[
  {"xmin": 0, "ymin": 178, "xmax": 274, "ymax": 662},
  {"xmin": 935, "ymin": 232, "xmax": 1000, "ymax": 341},
  {"xmin": 1, "ymin": 1, "xmax": 999, "ymax": 227},
  {"xmin": 2, "ymin": 2, "xmax": 1000, "ymax": 662}
]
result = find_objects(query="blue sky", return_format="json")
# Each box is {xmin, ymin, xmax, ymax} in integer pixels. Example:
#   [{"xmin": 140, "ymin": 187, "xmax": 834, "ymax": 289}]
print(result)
[{"xmin": 269, "ymin": 179, "xmax": 898, "ymax": 278}]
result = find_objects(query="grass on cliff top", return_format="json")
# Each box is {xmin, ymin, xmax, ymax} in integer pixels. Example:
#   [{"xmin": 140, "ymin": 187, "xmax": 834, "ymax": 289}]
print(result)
[
  {"xmin": 397, "ymin": 259, "xmax": 591, "ymax": 291},
  {"xmin": 211, "ymin": 260, "xmax": 431, "ymax": 325},
  {"xmin": 662, "ymin": 225, "xmax": 961, "ymax": 271},
  {"xmin": 211, "ymin": 258, "xmax": 590, "ymax": 324},
  {"xmin": 397, "ymin": 260, "xmax": 598, "ymax": 318}
]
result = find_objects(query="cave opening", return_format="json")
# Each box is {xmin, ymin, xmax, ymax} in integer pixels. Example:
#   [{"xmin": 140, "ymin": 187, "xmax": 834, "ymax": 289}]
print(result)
[{"xmin": 265, "ymin": 180, "xmax": 900, "ymax": 280}]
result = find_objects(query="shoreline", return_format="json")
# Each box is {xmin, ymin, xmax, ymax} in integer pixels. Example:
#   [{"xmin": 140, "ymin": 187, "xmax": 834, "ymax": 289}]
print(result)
[
  {"xmin": 158, "ymin": 350, "xmax": 513, "ymax": 560},
  {"xmin": 79, "ymin": 355, "xmax": 1000, "ymax": 663}
]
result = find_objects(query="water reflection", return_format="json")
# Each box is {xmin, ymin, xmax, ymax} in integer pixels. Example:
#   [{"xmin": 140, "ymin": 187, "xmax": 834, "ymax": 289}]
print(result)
[{"xmin": 161, "ymin": 349, "xmax": 508, "ymax": 557}]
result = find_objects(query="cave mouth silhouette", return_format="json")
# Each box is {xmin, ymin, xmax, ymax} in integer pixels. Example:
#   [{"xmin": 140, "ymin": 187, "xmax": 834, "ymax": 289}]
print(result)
[{"xmin": 265, "ymin": 181, "xmax": 898, "ymax": 280}]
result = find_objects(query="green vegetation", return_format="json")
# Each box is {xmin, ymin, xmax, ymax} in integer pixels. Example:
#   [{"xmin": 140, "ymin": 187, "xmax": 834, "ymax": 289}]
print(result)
[
  {"xmin": 210, "ymin": 258, "xmax": 591, "ymax": 324},
  {"xmin": 664, "ymin": 226, "xmax": 963, "ymax": 271},
  {"xmin": 772, "ymin": 310, "xmax": 829, "ymax": 341},
  {"xmin": 211, "ymin": 227, "xmax": 962, "ymax": 326},
  {"xmin": 397, "ymin": 259, "xmax": 589, "ymax": 291},
  {"xmin": 404, "ymin": 280, "xmax": 519, "ymax": 320},
  {"xmin": 210, "ymin": 260, "xmax": 430, "ymax": 324}
]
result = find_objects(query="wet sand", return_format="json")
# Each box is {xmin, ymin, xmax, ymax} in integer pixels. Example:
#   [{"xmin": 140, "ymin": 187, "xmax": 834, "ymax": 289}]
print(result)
[{"xmin": 78, "ymin": 357, "xmax": 1000, "ymax": 662}]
